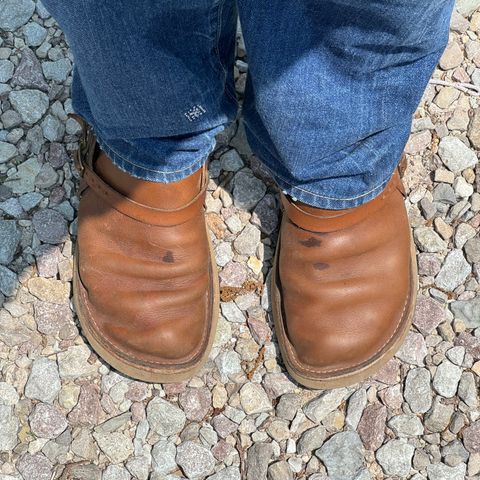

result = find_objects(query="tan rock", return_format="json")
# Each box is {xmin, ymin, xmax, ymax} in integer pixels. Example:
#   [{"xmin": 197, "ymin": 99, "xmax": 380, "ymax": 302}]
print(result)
[
  {"xmin": 27, "ymin": 277, "xmax": 70, "ymax": 304},
  {"xmin": 439, "ymin": 42, "xmax": 463, "ymax": 70}
]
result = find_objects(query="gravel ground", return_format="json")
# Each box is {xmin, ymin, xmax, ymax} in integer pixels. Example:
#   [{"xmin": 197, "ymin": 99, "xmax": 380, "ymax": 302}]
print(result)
[{"xmin": 0, "ymin": 1, "xmax": 479, "ymax": 479}]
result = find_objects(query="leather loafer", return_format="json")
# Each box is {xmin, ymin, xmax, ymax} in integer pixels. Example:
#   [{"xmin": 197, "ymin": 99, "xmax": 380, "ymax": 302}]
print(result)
[
  {"xmin": 69, "ymin": 113, "xmax": 219, "ymax": 383},
  {"xmin": 271, "ymin": 168, "xmax": 418, "ymax": 389}
]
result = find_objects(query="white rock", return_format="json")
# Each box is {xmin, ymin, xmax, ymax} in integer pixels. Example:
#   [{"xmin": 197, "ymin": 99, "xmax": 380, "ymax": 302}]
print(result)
[
  {"xmin": 146, "ymin": 397, "xmax": 186, "ymax": 437},
  {"xmin": 0, "ymin": 141, "xmax": 17, "ymax": 163},
  {"xmin": 376, "ymin": 439, "xmax": 414, "ymax": 477},
  {"xmin": 0, "ymin": 0, "xmax": 35, "ymax": 31},
  {"xmin": 414, "ymin": 227, "xmax": 447, "ymax": 253},
  {"xmin": 438, "ymin": 137, "xmax": 477, "ymax": 173},
  {"xmin": 176, "ymin": 441, "xmax": 215, "ymax": 479},
  {"xmin": 93, "ymin": 431, "xmax": 134, "ymax": 464},
  {"xmin": 215, "ymin": 350, "xmax": 242, "ymax": 382},
  {"xmin": 435, "ymin": 249, "xmax": 471, "ymax": 291},
  {"xmin": 221, "ymin": 301, "xmax": 245, "ymax": 323},
  {"xmin": 0, "ymin": 382, "xmax": 19, "ymax": 406},
  {"xmin": 304, "ymin": 388, "xmax": 350, "ymax": 423},
  {"xmin": 454, "ymin": 223, "xmax": 476, "ymax": 249},
  {"xmin": 151, "ymin": 439, "xmax": 177, "ymax": 475},
  {"xmin": 456, "ymin": 0, "xmax": 480, "ymax": 18},
  {"xmin": 0, "ymin": 405, "xmax": 18, "ymax": 452},
  {"xmin": 57, "ymin": 345, "xmax": 98, "ymax": 379},
  {"xmin": 9, "ymin": 89, "xmax": 49, "ymax": 124},
  {"xmin": 25, "ymin": 357, "xmax": 61, "ymax": 404},
  {"xmin": 388, "ymin": 414, "xmax": 424, "ymax": 437},
  {"xmin": 433, "ymin": 360, "xmax": 463, "ymax": 398},
  {"xmin": 426, "ymin": 462, "xmax": 466, "ymax": 480},
  {"xmin": 240, "ymin": 383, "xmax": 273, "ymax": 415},
  {"xmin": 234, "ymin": 223, "xmax": 261, "ymax": 256},
  {"xmin": 453, "ymin": 176, "xmax": 474, "ymax": 198},
  {"xmin": 215, "ymin": 242, "xmax": 234, "ymax": 267}
]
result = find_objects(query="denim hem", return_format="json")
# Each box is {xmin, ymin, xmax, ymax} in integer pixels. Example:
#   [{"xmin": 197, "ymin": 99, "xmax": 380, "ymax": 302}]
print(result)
[
  {"xmin": 93, "ymin": 132, "xmax": 210, "ymax": 183},
  {"xmin": 272, "ymin": 172, "xmax": 392, "ymax": 210},
  {"xmin": 243, "ymin": 120, "xmax": 394, "ymax": 210}
]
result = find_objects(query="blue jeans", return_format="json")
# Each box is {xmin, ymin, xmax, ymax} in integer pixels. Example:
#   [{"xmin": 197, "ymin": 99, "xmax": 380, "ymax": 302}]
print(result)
[{"xmin": 42, "ymin": 0, "xmax": 454, "ymax": 208}]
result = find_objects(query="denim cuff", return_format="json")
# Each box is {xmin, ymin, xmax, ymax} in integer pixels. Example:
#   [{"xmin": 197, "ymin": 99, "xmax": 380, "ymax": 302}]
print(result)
[
  {"xmin": 95, "ymin": 136, "xmax": 208, "ymax": 183},
  {"xmin": 88, "ymin": 122, "xmax": 222, "ymax": 183},
  {"xmin": 272, "ymin": 170, "xmax": 392, "ymax": 210}
]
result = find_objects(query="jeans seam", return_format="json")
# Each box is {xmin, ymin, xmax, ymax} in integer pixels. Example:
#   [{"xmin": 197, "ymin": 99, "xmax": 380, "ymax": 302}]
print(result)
[
  {"xmin": 408, "ymin": 0, "xmax": 453, "ymax": 51},
  {"xmin": 215, "ymin": 0, "xmax": 228, "ymax": 78},
  {"xmin": 243, "ymin": 119, "xmax": 390, "ymax": 202},
  {"xmin": 208, "ymin": 0, "xmax": 228, "ymax": 80},
  {"xmin": 214, "ymin": 0, "xmax": 238, "ymax": 105}
]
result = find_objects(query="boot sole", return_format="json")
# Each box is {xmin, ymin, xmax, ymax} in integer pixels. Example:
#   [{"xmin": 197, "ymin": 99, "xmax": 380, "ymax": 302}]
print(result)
[
  {"xmin": 72, "ymin": 224, "xmax": 219, "ymax": 383},
  {"xmin": 271, "ymin": 228, "xmax": 418, "ymax": 390}
]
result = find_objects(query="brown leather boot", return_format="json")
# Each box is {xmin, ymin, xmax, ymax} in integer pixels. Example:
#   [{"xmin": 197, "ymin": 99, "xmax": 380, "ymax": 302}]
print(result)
[
  {"xmin": 271, "ymin": 169, "xmax": 418, "ymax": 389},
  {"xmin": 69, "ymin": 113, "xmax": 219, "ymax": 382}
]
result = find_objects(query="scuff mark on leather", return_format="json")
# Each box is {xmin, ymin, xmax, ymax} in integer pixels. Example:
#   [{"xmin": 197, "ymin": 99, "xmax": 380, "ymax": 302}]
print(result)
[
  {"xmin": 300, "ymin": 237, "xmax": 322, "ymax": 247},
  {"xmin": 163, "ymin": 251, "xmax": 174, "ymax": 263}
]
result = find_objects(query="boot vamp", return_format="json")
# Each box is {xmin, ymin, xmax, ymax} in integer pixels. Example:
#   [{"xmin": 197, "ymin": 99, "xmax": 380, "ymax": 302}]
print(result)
[
  {"xmin": 278, "ymin": 190, "xmax": 411, "ymax": 372},
  {"xmin": 77, "ymin": 188, "xmax": 211, "ymax": 364}
]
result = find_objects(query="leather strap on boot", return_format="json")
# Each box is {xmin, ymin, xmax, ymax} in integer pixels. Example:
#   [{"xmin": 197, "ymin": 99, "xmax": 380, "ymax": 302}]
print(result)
[
  {"xmin": 67, "ymin": 113, "xmax": 208, "ymax": 227},
  {"xmin": 280, "ymin": 168, "xmax": 406, "ymax": 233}
]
